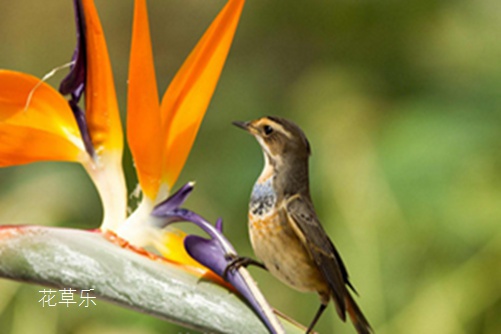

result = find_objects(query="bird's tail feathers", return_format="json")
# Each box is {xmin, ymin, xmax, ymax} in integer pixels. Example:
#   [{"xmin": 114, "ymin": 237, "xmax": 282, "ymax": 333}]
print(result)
[{"xmin": 345, "ymin": 292, "xmax": 372, "ymax": 334}]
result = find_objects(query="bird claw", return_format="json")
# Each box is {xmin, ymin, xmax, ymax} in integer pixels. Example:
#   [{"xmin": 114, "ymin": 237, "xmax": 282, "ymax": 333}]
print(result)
[{"xmin": 222, "ymin": 255, "xmax": 266, "ymax": 280}]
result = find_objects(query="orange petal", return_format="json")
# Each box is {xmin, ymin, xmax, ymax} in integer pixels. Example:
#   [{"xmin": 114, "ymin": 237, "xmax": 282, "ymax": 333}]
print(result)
[
  {"xmin": 160, "ymin": 0, "xmax": 245, "ymax": 187},
  {"xmin": 81, "ymin": 0, "xmax": 123, "ymax": 153},
  {"xmin": 0, "ymin": 70, "xmax": 84, "ymax": 166},
  {"xmin": 0, "ymin": 125, "xmax": 83, "ymax": 166},
  {"xmin": 127, "ymin": 0, "xmax": 162, "ymax": 199}
]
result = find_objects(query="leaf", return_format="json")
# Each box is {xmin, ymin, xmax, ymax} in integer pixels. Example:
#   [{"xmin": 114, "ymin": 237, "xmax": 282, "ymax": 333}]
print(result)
[{"xmin": 0, "ymin": 225, "xmax": 305, "ymax": 334}]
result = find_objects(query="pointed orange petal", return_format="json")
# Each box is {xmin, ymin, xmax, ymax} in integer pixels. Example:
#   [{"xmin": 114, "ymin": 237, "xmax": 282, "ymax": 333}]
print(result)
[
  {"xmin": 81, "ymin": 0, "xmax": 123, "ymax": 153},
  {"xmin": 0, "ymin": 70, "xmax": 84, "ymax": 166},
  {"xmin": 127, "ymin": 0, "xmax": 162, "ymax": 200},
  {"xmin": 160, "ymin": 0, "xmax": 245, "ymax": 187}
]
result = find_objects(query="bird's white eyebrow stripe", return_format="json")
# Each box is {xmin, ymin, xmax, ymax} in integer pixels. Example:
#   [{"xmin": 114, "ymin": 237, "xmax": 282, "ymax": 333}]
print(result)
[
  {"xmin": 273, "ymin": 123, "xmax": 293, "ymax": 139},
  {"xmin": 257, "ymin": 119, "xmax": 293, "ymax": 139}
]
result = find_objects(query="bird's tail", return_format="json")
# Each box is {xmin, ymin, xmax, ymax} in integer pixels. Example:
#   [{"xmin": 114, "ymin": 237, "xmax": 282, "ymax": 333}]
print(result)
[{"xmin": 345, "ymin": 292, "xmax": 373, "ymax": 334}]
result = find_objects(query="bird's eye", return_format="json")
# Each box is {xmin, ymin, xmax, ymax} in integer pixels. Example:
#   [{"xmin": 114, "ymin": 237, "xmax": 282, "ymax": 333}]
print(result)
[{"xmin": 263, "ymin": 125, "xmax": 274, "ymax": 135}]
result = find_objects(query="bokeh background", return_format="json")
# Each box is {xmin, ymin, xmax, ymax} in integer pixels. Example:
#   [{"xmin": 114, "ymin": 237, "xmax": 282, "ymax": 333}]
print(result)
[{"xmin": 1, "ymin": 0, "xmax": 501, "ymax": 333}]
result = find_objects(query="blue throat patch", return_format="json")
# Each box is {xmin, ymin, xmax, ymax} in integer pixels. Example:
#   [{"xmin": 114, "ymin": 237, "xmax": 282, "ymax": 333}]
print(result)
[{"xmin": 250, "ymin": 178, "xmax": 277, "ymax": 216}]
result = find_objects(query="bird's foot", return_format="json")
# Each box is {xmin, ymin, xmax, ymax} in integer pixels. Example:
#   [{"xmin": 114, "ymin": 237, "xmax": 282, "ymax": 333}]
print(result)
[{"xmin": 222, "ymin": 255, "xmax": 266, "ymax": 280}]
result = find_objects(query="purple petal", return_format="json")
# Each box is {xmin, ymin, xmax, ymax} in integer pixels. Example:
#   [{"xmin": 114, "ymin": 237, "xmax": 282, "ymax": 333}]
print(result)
[
  {"xmin": 184, "ymin": 235, "xmax": 228, "ymax": 277},
  {"xmin": 152, "ymin": 207, "xmax": 235, "ymax": 254},
  {"xmin": 59, "ymin": 0, "xmax": 86, "ymax": 102},
  {"xmin": 151, "ymin": 183, "xmax": 195, "ymax": 216},
  {"xmin": 58, "ymin": 0, "xmax": 95, "ymax": 158},
  {"xmin": 215, "ymin": 218, "xmax": 223, "ymax": 232},
  {"xmin": 153, "ymin": 207, "xmax": 281, "ymax": 334},
  {"xmin": 183, "ymin": 236, "xmax": 260, "ymax": 311}
]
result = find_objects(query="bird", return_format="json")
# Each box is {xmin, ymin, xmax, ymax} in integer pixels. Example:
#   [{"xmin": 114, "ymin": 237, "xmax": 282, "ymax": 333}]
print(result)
[{"xmin": 229, "ymin": 116, "xmax": 372, "ymax": 334}]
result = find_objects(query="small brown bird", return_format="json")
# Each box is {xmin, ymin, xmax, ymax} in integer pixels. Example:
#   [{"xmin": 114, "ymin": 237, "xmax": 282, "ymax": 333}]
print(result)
[{"xmin": 231, "ymin": 116, "xmax": 372, "ymax": 334}]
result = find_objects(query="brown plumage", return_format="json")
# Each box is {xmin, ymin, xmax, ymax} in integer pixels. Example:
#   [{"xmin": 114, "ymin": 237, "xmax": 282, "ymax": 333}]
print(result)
[{"xmin": 232, "ymin": 116, "xmax": 372, "ymax": 334}]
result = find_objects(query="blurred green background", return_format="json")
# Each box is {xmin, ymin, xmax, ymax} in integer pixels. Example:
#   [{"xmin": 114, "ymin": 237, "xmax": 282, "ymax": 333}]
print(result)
[{"xmin": 1, "ymin": 0, "xmax": 501, "ymax": 333}]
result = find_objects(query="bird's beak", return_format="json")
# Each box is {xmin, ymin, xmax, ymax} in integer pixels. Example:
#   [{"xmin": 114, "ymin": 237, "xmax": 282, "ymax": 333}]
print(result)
[{"xmin": 232, "ymin": 120, "xmax": 251, "ymax": 132}]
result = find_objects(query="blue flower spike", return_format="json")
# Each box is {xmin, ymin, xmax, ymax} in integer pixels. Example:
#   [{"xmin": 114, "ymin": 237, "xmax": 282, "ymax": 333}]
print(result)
[{"xmin": 152, "ymin": 183, "xmax": 284, "ymax": 334}]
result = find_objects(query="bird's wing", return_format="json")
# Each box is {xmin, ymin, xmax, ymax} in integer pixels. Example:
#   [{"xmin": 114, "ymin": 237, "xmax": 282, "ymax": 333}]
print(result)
[{"xmin": 284, "ymin": 193, "xmax": 349, "ymax": 319}]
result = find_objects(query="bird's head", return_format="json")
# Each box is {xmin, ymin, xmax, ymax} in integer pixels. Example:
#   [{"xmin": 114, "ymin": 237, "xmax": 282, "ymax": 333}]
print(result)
[{"xmin": 233, "ymin": 116, "xmax": 311, "ymax": 167}]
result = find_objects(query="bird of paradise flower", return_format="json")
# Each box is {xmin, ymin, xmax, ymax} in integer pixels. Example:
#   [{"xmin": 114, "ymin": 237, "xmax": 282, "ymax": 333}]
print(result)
[{"xmin": 0, "ymin": 0, "xmax": 305, "ymax": 333}]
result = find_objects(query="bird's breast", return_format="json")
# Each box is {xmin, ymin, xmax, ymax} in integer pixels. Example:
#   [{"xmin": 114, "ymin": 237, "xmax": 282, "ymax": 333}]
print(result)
[
  {"xmin": 250, "ymin": 178, "xmax": 277, "ymax": 216},
  {"xmin": 248, "ymin": 206, "xmax": 327, "ymax": 293},
  {"xmin": 248, "ymin": 178, "xmax": 327, "ymax": 293}
]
